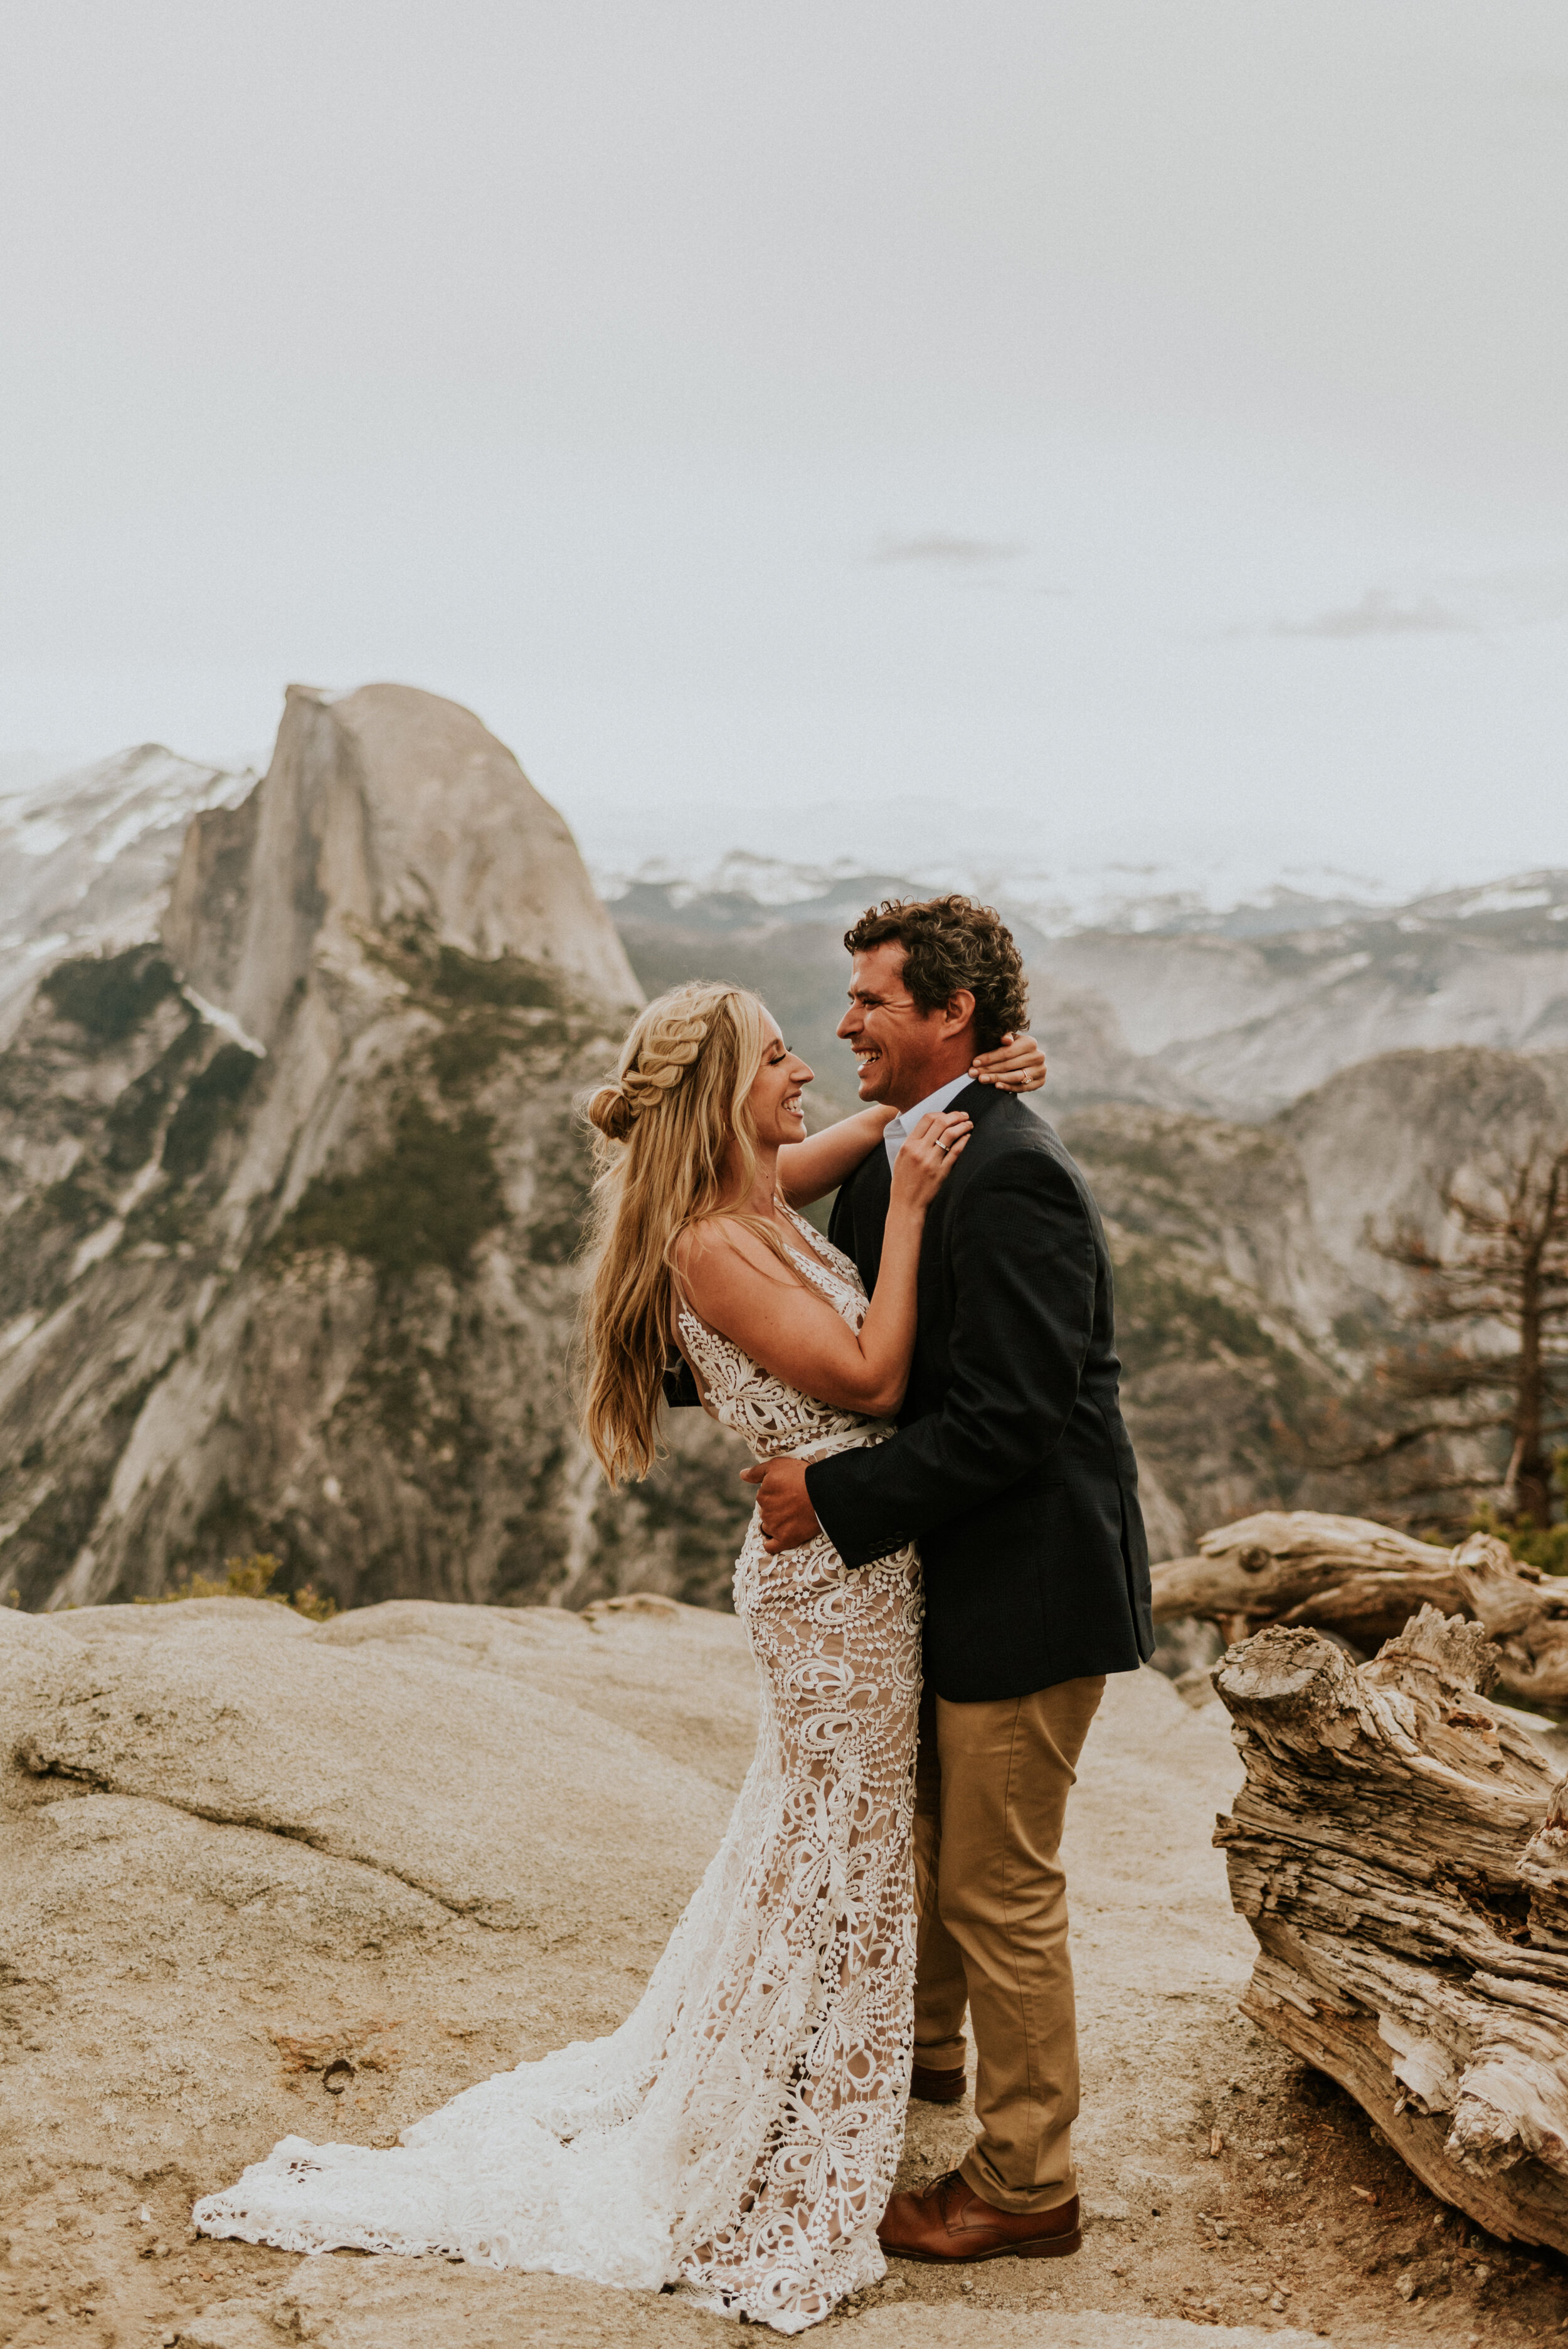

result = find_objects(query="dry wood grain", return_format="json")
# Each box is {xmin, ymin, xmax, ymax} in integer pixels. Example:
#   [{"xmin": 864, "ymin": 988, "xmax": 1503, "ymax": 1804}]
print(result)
[
  {"xmin": 1214, "ymin": 1604, "xmax": 1568, "ymax": 2249},
  {"xmin": 1155, "ymin": 1510, "xmax": 1568, "ymax": 1709}
]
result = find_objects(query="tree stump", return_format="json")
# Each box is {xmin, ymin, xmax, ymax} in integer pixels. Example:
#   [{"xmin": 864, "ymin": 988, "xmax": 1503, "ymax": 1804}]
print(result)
[
  {"xmin": 1215, "ymin": 1605, "xmax": 1568, "ymax": 2248},
  {"xmin": 1155, "ymin": 1510, "xmax": 1568, "ymax": 1711}
]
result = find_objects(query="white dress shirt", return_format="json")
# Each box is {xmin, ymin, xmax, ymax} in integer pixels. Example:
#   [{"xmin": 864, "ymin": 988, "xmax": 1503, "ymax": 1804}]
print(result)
[{"xmin": 883, "ymin": 1074, "xmax": 973, "ymax": 1172}]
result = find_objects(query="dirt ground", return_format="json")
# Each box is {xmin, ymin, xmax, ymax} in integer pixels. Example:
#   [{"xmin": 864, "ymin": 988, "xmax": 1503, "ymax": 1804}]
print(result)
[{"xmin": 3, "ymin": 1600, "xmax": 1565, "ymax": 2348}]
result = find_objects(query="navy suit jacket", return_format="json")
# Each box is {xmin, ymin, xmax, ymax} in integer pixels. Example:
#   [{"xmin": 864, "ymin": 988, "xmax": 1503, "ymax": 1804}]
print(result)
[{"xmin": 805, "ymin": 1081, "xmax": 1153, "ymax": 1701}]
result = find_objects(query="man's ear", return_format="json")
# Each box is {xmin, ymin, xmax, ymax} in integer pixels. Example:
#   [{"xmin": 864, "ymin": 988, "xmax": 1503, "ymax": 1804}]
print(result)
[{"xmin": 941, "ymin": 989, "xmax": 977, "ymax": 1036}]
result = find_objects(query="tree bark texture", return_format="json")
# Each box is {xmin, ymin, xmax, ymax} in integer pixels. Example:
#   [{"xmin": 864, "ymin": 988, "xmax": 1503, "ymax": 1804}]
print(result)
[
  {"xmin": 1215, "ymin": 1606, "xmax": 1568, "ymax": 2249},
  {"xmin": 1154, "ymin": 1510, "xmax": 1568, "ymax": 1710}
]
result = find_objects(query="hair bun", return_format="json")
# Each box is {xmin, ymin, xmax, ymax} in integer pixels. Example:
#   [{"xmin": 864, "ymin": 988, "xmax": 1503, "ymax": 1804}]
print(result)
[
  {"xmin": 585, "ymin": 994, "xmax": 726, "ymax": 1151},
  {"xmin": 586, "ymin": 1082, "xmax": 637, "ymax": 1144}
]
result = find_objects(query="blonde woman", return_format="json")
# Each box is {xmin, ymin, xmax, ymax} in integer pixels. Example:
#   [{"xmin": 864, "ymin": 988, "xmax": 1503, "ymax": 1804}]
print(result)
[{"xmin": 195, "ymin": 982, "xmax": 1044, "ymax": 2333}]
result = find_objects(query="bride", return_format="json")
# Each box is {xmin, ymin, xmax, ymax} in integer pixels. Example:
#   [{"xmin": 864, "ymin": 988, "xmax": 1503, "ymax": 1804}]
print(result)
[{"xmin": 194, "ymin": 981, "xmax": 1044, "ymax": 2332}]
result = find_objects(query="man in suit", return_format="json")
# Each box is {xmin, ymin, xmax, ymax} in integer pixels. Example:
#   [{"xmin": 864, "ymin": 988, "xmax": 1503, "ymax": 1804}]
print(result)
[{"xmin": 747, "ymin": 894, "xmax": 1153, "ymax": 2267}]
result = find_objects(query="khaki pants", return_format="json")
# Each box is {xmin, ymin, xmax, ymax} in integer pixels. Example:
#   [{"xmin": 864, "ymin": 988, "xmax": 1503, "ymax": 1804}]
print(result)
[{"xmin": 913, "ymin": 1673, "xmax": 1105, "ymax": 2214}]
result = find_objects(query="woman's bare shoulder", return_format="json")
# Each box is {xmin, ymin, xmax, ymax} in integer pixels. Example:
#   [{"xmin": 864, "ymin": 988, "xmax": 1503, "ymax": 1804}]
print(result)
[{"xmin": 673, "ymin": 1215, "xmax": 788, "ymax": 1285}]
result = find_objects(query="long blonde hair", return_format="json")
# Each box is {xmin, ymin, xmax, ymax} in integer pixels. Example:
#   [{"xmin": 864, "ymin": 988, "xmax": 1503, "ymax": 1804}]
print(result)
[{"xmin": 581, "ymin": 980, "xmax": 792, "ymax": 1483}]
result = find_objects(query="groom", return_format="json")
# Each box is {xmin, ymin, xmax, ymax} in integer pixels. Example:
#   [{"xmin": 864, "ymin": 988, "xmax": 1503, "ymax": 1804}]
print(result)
[{"xmin": 748, "ymin": 894, "xmax": 1152, "ymax": 2265}]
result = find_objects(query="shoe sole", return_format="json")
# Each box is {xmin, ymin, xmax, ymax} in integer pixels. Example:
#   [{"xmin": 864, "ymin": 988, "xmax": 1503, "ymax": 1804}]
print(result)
[
  {"xmin": 908, "ymin": 2083, "xmax": 967, "ymax": 2104},
  {"xmin": 882, "ymin": 2229, "xmax": 1082, "ymax": 2264}
]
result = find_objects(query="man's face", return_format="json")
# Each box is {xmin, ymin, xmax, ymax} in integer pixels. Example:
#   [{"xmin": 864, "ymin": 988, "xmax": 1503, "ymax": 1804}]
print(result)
[{"xmin": 837, "ymin": 942, "xmax": 961, "ymax": 1108}]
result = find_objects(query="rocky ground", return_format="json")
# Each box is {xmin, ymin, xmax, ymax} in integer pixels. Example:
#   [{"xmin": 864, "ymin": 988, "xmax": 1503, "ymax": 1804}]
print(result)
[{"xmin": 3, "ymin": 1594, "xmax": 1566, "ymax": 2348}]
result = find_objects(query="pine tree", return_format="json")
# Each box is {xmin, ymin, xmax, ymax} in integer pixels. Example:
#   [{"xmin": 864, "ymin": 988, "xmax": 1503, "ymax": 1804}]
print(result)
[{"xmin": 1347, "ymin": 1135, "xmax": 1568, "ymax": 1531}]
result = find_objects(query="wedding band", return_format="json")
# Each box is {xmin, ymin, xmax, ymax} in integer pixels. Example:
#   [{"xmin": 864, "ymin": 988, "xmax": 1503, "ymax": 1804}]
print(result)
[{"xmin": 935, "ymin": 1140, "xmax": 949, "ymax": 1154}]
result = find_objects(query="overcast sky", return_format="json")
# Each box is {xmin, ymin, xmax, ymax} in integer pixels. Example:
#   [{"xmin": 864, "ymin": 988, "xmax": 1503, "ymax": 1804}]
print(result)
[{"xmin": 2, "ymin": 2, "xmax": 1565, "ymax": 897}]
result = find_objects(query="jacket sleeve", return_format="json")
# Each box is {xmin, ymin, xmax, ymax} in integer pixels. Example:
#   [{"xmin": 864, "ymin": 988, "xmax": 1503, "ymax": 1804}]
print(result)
[{"xmin": 805, "ymin": 1148, "xmax": 1098, "ymax": 1569}]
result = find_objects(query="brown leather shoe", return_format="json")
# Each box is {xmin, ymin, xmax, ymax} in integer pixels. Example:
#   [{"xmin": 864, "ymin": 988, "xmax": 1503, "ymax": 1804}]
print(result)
[
  {"xmin": 909, "ymin": 2062, "xmax": 968, "ymax": 2104},
  {"xmin": 878, "ymin": 2170, "xmax": 1081, "ymax": 2264}
]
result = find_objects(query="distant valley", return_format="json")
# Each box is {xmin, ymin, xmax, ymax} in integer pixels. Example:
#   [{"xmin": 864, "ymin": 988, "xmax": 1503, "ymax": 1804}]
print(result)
[
  {"xmin": 612, "ymin": 860, "xmax": 1568, "ymax": 1552},
  {"xmin": 2, "ymin": 704, "xmax": 1566, "ymax": 1616},
  {"xmin": 608, "ymin": 856, "xmax": 1568, "ymax": 1120}
]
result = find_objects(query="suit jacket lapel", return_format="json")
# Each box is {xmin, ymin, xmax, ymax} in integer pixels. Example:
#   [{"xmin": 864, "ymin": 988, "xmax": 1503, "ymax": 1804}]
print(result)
[
  {"xmin": 914, "ymin": 1079, "xmax": 1010, "ymax": 1281},
  {"xmin": 859, "ymin": 1138, "xmax": 893, "ymax": 1296},
  {"xmin": 832, "ymin": 1133, "xmax": 891, "ymax": 1298},
  {"xmin": 837, "ymin": 1081, "xmax": 1009, "ymax": 1298}
]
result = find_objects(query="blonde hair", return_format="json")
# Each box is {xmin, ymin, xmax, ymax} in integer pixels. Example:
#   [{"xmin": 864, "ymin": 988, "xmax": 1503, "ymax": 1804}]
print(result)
[{"xmin": 581, "ymin": 980, "xmax": 793, "ymax": 1483}]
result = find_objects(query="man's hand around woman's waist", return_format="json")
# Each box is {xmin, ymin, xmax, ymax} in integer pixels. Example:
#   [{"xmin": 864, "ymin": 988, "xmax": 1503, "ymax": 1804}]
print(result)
[{"xmin": 741, "ymin": 1456, "xmax": 822, "ymax": 1554}]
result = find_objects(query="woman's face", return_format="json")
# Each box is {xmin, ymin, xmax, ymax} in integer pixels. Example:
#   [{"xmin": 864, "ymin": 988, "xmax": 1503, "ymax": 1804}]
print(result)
[{"xmin": 748, "ymin": 1019, "xmax": 813, "ymax": 1146}]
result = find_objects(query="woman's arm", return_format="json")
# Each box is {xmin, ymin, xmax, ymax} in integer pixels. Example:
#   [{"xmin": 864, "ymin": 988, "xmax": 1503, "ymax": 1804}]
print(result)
[
  {"xmin": 778, "ymin": 1031, "xmax": 1049, "ymax": 1207},
  {"xmin": 777, "ymin": 1105, "xmax": 896, "ymax": 1208},
  {"xmin": 677, "ymin": 1110, "xmax": 971, "ymax": 1417}
]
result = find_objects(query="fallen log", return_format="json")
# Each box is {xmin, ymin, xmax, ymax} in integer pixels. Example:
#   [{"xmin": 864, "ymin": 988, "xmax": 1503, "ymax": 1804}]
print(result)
[
  {"xmin": 1154, "ymin": 1510, "xmax": 1568, "ymax": 1712},
  {"xmin": 1214, "ymin": 1606, "xmax": 1568, "ymax": 2250}
]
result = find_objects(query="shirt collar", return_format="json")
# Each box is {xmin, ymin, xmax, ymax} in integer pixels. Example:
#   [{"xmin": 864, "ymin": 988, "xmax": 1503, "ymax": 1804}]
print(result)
[{"xmin": 887, "ymin": 1074, "xmax": 972, "ymax": 1133}]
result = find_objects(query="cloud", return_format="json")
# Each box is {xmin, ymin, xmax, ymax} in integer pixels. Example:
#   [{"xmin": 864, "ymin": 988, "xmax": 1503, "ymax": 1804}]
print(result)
[
  {"xmin": 871, "ymin": 534, "xmax": 1027, "ymax": 567},
  {"xmin": 1271, "ymin": 588, "xmax": 1475, "ymax": 639}
]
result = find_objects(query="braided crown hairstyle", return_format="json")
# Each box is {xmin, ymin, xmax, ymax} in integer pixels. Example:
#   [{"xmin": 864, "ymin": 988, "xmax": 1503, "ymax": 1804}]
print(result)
[{"xmin": 581, "ymin": 980, "xmax": 781, "ymax": 1483}]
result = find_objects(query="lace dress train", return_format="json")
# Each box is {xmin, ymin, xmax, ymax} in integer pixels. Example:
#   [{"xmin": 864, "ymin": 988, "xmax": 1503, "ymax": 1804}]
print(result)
[{"xmin": 194, "ymin": 1212, "xmax": 923, "ymax": 2333}]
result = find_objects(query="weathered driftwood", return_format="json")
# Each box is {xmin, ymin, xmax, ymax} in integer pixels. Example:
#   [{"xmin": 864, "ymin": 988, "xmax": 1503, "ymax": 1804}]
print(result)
[
  {"xmin": 1216, "ymin": 1606, "xmax": 1568, "ymax": 2249},
  {"xmin": 1155, "ymin": 1510, "xmax": 1568, "ymax": 1711}
]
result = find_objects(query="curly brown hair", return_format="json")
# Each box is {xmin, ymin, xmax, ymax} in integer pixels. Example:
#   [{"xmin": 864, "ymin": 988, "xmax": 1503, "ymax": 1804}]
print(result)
[{"xmin": 843, "ymin": 894, "xmax": 1027, "ymax": 1052}]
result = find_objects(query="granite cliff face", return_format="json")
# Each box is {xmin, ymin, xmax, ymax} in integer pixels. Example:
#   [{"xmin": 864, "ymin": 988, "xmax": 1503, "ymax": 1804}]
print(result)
[
  {"xmin": 1060, "ymin": 1046, "xmax": 1568, "ymax": 1553},
  {"xmin": 162, "ymin": 684, "xmax": 635, "ymax": 1046},
  {"xmin": 0, "ymin": 686, "xmax": 753, "ymax": 1616}
]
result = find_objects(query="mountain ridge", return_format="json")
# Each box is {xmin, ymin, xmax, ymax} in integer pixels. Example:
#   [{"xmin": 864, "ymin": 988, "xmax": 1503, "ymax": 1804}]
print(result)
[
  {"xmin": 0, "ymin": 687, "xmax": 762, "ymax": 1620},
  {"xmin": 610, "ymin": 859, "xmax": 1568, "ymax": 1120},
  {"xmin": 4, "ymin": 708, "xmax": 1566, "ymax": 1612}
]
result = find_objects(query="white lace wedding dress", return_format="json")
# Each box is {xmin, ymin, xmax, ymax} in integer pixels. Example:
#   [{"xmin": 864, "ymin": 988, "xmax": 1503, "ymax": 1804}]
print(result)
[{"xmin": 194, "ymin": 1208, "xmax": 923, "ymax": 2333}]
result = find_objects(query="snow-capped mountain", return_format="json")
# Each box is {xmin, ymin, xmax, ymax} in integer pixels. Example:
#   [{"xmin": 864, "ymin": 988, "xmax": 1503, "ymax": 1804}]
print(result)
[
  {"xmin": 0, "ymin": 746, "xmax": 255, "ymax": 1034},
  {"xmin": 607, "ymin": 852, "xmax": 1568, "ymax": 1119},
  {"xmin": 595, "ymin": 840, "xmax": 1568, "ymax": 945}
]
